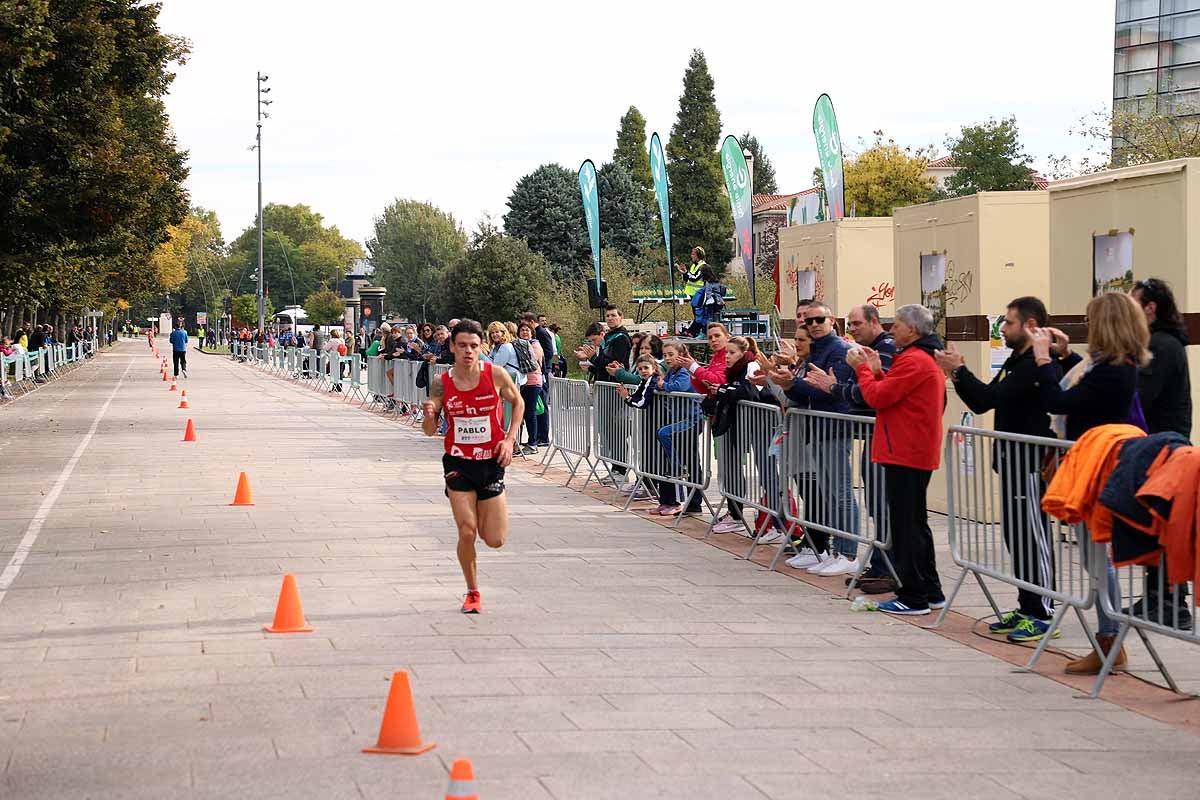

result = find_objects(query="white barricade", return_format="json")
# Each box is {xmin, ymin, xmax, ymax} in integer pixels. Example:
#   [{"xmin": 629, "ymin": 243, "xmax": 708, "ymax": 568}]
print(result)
[
  {"xmin": 708, "ymin": 401, "xmax": 788, "ymax": 558},
  {"xmin": 590, "ymin": 381, "xmax": 639, "ymax": 489},
  {"xmin": 365, "ymin": 355, "xmax": 386, "ymax": 406},
  {"xmin": 628, "ymin": 389, "xmax": 713, "ymax": 527},
  {"xmin": 540, "ymin": 377, "xmax": 595, "ymax": 484},
  {"xmin": 935, "ymin": 425, "xmax": 1096, "ymax": 671}
]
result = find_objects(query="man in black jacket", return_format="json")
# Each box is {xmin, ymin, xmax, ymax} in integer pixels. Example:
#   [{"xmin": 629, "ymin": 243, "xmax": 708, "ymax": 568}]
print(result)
[
  {"xmin": 523, "ymin": 312, "xmax": 556, "ymax": 446},
  {"xmin": 1130, "ymin": 278, "xmax": 1192, "ymax": 628},
  {"xmin": 935, "ymin": 296, "xmax": 1063, "ymax": 643},
  {"xmin": 575, "ymin": 306, "xmax": 633, "ymax": 483}
]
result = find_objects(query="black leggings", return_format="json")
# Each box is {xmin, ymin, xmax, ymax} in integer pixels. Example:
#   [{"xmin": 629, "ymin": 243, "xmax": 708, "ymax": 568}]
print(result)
[{"xmin": 172, "ymin": 350, "xmax": 187, "ymax": 376}]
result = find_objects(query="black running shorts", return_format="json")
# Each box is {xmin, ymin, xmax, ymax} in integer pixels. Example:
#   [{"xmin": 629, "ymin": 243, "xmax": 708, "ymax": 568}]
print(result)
[{"xmin": 443, "ymin": 454, "xmax": 506, "ymax": 501}]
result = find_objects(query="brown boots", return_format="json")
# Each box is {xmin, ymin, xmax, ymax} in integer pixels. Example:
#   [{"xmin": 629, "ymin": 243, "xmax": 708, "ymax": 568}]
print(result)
[{"xmin": 1065, "ymin": 633, "xmax": 1127, "ymax": 675}]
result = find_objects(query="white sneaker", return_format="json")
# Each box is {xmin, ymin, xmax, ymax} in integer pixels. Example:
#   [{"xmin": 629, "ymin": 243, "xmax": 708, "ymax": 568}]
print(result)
[
  {"xmin": 620, "ymin": 481, "xmax": 639, "ymax": 495},
  {"xmin": 711, "ymin": 519, "xmax": 744, "ymax": 534},
  {"xmin": 755, "ymin": 530, "xmax": 785, "ymax": 545},
  {"xmin": 787, "ymin": 550, "xmax": 822, "ymax": 569},
  {"xmin": 815, "ymin": 555, "xmax": 860, "ymax": 577}
]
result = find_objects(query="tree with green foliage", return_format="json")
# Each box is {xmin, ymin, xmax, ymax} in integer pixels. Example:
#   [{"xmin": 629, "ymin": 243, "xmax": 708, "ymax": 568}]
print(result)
[
  {"xmin": 941, "ymin": 117, "xmax": 1036, "ymax": 196},
  {"xmin": 739, "ymin": 132, "xmax": 779, "ymax": 194},
  {"xmin": 232, "ymin": 293, "xmax": 273, "ymax": 328},
  {"xmin": 843, "ymin": 131, "xmax": 935, "ymax": 217},
  {"xmin": 0, "ymin": 0, "xmax": 190, "ymax": 335},
  {"xmin": 503, "ymin": 164, "xmax": 588, "ymax": 282},
  {"xmin": 597, "ymin": 162, "xmax": 655, "ymax": 264},
  {"xmin": 366, "ymin": 199, "xmax": 466, "ymax": 322},
  {"xmin": 1049, "ymin": 91, "xmax": 1200, "ymax": 178},
  {"xmin": 613, "ymin": 106, "xmax": 654, "ymax": 197},
  {"xmin": 442, "ymin": 222, "xmax": 550, "ymax": 324},
  {"xmin": 303, "ymin": 287, "xmax": 345, "ymax": 328},
  {"xmin": 666, "ymin": 50, "xmax": 733, "ymax": 271}
]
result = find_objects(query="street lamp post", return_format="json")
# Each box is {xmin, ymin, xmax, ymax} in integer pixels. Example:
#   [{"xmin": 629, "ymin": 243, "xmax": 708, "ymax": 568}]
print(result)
[{"xmin": 256, "ymin": 72, "xmax": 272, "ymax": 334}]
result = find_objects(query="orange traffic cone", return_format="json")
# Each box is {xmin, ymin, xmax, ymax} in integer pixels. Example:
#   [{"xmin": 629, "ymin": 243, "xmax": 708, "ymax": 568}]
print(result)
[
  {"xmin": 182, "ymin": 418, "xmax": 197, "ymax": 442},
  {"xmin": 362, "ymin": 671, "xmax": 436, "ymax": 755},
  {"xmin": 162, "ymin": 370, "xmax": 168, "ymax": 382},
  {"xmin": 230, "ymin": 471, "xmax": 254, "ymax": 506},
  {"xmin": 263, "ymin": 573, "xmax": 313, "ymax": 633},
  {"xmin": 178, "ymin": 390, "xmax": 189, "ymax": 409},
  {"xmin": 444, "ymin": 758, "xmax": 478, "ymax": 800},
  {"xmin": 169, "ymin": 377, "xmax": 177, "ymax": 391}
]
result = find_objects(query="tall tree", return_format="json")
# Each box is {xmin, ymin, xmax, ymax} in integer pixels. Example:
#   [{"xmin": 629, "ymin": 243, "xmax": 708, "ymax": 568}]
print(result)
[
  {"xmin": 666, "ymin": 50, "xmax": 733, "ymax": 271},
  {"xmin": 843, "ymin": 131, "xmax": 935, "ymax": 217},
  {"xmin": 738, "ymin": 132, "xmax": 779, "ymax": 194},
  {"xmin": 0, "ymin": 0, "xmax": 190, "ymax": 331},
  {"xmin": 942, "ymin": 117, "xmax": 1036, "ymax": 196},
  {"xmin": 613, "ymin": 106, "xmax": 654, "ymax": 197},
  {"xmin": 440, "ymin": 222, "xmax": 550, "ymax": 324},
  {"xmin": 597, "ymin": 162, "xmax": 655, "ymax": 264},
  {"xmin": 366, "ymin": 199, "xmax": 466, "ymax": 322},
  {"xmin": 503, "ymin": 164, "xmax": 588, "ymax": 282},
  {"xmin": 303, "ymin": 287, "xmax": 345, "ymax": 328}
]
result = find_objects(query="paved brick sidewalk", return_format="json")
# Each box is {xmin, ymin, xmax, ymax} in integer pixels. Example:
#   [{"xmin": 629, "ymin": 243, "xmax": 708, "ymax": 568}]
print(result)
[{"xmin": 1, "ymin": 344, "xmax": 1198, "ymax": 799}]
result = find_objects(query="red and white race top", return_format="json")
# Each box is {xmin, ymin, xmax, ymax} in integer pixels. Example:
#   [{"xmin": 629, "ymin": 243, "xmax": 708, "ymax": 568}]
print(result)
[{"xmin": 441, "ymin": 361, "xmax": 506, "ymax": 460}]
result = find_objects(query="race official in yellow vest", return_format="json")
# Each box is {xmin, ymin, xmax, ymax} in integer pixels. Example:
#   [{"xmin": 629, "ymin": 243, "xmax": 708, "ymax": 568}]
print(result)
[{"xmin": 676, "ymin": 246, "xmax": 707, "ymax": 298}]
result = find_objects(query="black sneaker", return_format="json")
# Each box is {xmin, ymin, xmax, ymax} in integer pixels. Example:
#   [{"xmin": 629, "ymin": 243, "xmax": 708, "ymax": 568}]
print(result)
[
  {"xmin": 1126, "ymin": 596, "xmax": 1193, "ymax": 630},
  {"xmin": 857, "ymin": 577, "xmax": 899, "ymax": 595}
]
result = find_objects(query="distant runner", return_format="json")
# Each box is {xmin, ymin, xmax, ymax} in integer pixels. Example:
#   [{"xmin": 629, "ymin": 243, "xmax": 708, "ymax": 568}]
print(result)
[{"xmin": 421, "ymin": 319, "xmax": 523, "ymax": 613}]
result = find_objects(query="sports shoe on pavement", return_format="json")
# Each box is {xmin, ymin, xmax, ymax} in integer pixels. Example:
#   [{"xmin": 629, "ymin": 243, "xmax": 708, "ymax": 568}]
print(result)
[
  {"xmin": 927, "ymin": 597, "xmax": 947, "ymax": 610},
  {"xmin": 877, "ymin": 598, "xmax": 930, "ymax": 616},
  {"xmin": 650, "ymin": 504, "xmax": 671, "ymax": 515},
  {"xmin": 857, "ymin": 577, "xmax": 899, "ymax": 595},
  {"xmin": 657, "ymin": 505, "xmax": 683, "ymax": 516},
  {"xmin": 711, "ymin": 519, "xmax": 744, "ymax": 534},
  {"xmin": 814, "ymin": 555, "xmax": 859, "ymax": 577},
  {"xmin": 988, "ymin": 609, "xmax": 1026, "ymax": 635},
  {"xmin": 1006, "ymin": 616, "xmax": 1061, "ymax": 643},
  {"xmin": 786, "ymin": 550, "xmax": 822, "ymax": 569},
  {"xmin": 620, "ymin": 481, "xmax": 639, "ymax": 495},
  {"xmin": 631, "ymin": 486, "xmax": 652, "ymax": 501},
  {"xmin": 461, "ymin": 590, "xmax": 481, "ymax": 614},
  {"xmin": 755, "ymin": 530, "xmax": 785, "ymax": 545}
]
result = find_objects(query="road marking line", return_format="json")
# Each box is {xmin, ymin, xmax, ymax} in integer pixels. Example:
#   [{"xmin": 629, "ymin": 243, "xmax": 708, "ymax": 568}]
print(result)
[{"xmin": 0, "ymin": 357, "xmax": 134, "ymax": 608}]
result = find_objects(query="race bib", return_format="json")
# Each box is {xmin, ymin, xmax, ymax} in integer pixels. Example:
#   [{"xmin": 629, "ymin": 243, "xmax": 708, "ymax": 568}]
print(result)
[{"xmin": 454, "ymin": 416, "xmax": 491, "ymax": 445}]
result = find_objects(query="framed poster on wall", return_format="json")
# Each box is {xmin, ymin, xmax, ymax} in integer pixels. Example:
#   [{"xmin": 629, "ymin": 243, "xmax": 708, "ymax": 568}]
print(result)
[
  {"xmin": 1093, "ymin": 231, "xmax": 1134, "ymax": 296},
  {"xmin": 920, "ymin": 252, "xmax": 947, "ymax": 329},
  {"xmin": 796, "ymin": 270, "xmax": 816, "ymax": 304}
]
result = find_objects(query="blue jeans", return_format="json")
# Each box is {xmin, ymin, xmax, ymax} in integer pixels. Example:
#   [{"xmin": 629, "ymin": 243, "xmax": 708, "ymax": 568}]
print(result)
[
  {"xmin": 1082, "ymin": 537, "xmax": 1121, "ymax": 636},
  {"xmin": 815, "ymin": 436, "xmax": 860, "ymax": 558}
]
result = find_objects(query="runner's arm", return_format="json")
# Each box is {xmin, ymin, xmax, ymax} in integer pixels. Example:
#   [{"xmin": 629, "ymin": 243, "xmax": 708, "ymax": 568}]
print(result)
[{"xmin": 421, "ymin": 375, "xmax": 444, "ymax": 437}]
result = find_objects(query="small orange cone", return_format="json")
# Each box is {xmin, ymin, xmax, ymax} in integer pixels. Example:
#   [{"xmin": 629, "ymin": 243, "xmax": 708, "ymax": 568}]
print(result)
[
  {"xmin": 444, "ymin": 758, "xmax": 478, "ymax": 799},
  {"xmin": 182, "ymin": 418, "xmax": 197, "ymax": 442},
  {"xmin": 162, "ymin": 370, "xmax": 168, "ymax": 382},
  {"xmin": 178, "ymin": 390, "xmax": 189, "ymax": 409},
  {"xmin": 263, "ymin": 573, "xmax": 313, "ymax": 633},
  {"xmin": 230, "ymin": 471, "xmax": 255, "ymax": 506},
  {"xmin": 363, "ymin": 671, "xmax": 436, "ymax": 755},
  {"xmin": 169, "ymin": 377, "xmax": 177, "ymax": 391}
]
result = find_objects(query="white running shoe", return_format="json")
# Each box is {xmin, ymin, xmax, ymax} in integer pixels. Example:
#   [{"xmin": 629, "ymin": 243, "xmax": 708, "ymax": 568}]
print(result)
[
  {"xmin": 787, "ymin": 550, "xmax": 822, "ymax": 569},
  {"xmin": 711, "ymin": 519, "xmax": 744, "ymax": 534},
  {"xmin": 755, "ymin": 530, "xmax": 785, "ymax": 545},
  {"xmin": 815, "ymin": 555, "xmax": 860, "ymax": 577}
]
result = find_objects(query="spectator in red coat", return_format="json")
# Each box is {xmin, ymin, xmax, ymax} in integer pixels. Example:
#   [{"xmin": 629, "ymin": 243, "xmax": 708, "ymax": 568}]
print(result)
[{"xmin": 849, "ymin": 304, "xmax": 946, "ymax": 615}]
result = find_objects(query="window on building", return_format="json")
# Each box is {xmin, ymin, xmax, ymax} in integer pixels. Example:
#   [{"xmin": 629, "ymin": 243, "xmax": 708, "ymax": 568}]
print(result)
[
  {"xmin": 1162, "ymin": 63, "xmax": 1200, "ymax": 90},
  {"xmin": 1116, "ymin": 69, "xmax": 1159, "ymax": 98},
  {"xmin": 1116, "ymin": 94, "xmax": 1159, "ymax": 115},
  {"xmin": 1117, "ymin": 0, "xmax": 1158, "ymax": 21},
  {"xmin": 1165, "ymin": 10, "xmax": 1200, "ymax": 38},
  {"xmin": 1162, "ymin": 1, "xmax": 1200, "ymax": 15},
  {"xmin": 1117, "ymin": 19, "xmax": 1160, "ymax": 47},
  {"xmin": 1161, "ymin": 35, "xmax": 1200, "ymax": 64},
  {"xmin": 1116, "ymin": 43, "xmax": 1160, "ymax": 72},
  {"xmin": 1165, "ymin": 87, "xmax": 1200, "ymax": 112}
]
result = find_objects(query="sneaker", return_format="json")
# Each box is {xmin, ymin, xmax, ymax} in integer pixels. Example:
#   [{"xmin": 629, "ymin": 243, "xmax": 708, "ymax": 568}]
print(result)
[
  {"xmin": 657, "ymin": 505, "xmax": 683, "ymax": 516},
  {"xmin": 988, "ymin": 609, "xmax": 1027, "ymax": 635},
  {"xmin": 814, "ymin": 555, "xmax": 859, "ymax": 577},
  {"xmin": 620, "ymin": 481, "xmax": 639, "ymax": 495},
  {"xmin": 877, "ymin": 599, "xmax": 930, "ymax": 616},
  {"xmin": 755, "ymin": 530, "xmax": 785, "ymax": 545},
  {"xmin": 1125, "ymin": 597, "xmax": 1194, "ymax": 630},
  {"xmin": 1007, "ymin": 617, "xmax": 1061, "ymax": 643},
  {"xmin": 711, "ymin": 519, "xmax": 744, "ymax": 534},
  {"xmin": 182, "ymin": 369, "xmax": 188, "ymax": 378},
  {"xmin": 461, "ymin": 590, "xmax": 481, "ymax": 614},
  {"xmin": 857, "ymin": 577, "xmax": 899, "ymax": 595},
  {"xmin": 650, "ymin": 504, "xmax": 670, "ymax": 515},
  {"xmin": 631, "ymin": 486, "xmax": 652, "ymax": 501},
  {"xmin": 786, "ymin": 550, "xmax": 823, "ymax": 569},
  {"xmin": 927, "ymin": 597, "xmax": 947, "ymax": 610}
]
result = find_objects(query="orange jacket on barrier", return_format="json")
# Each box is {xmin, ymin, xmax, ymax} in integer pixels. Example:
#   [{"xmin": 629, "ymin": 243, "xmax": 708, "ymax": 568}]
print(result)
[
  {"xmin": 1041, "ymin": 424, "xmax": 1146, "ymax": 543},
  {"xmin": 1135, "ymin": 446, "xmax": 1200, "ymax": 587}
]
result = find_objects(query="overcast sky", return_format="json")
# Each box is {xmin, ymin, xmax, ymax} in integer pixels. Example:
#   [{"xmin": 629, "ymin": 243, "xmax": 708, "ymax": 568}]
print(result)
[{"xmin": 158, "ymin": 0, "xmax": 1114, "ymax": 247}]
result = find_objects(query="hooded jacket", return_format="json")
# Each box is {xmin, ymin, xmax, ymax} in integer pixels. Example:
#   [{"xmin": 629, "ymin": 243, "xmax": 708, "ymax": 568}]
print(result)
[
  {"xmin": 783, "ymin": 330, "xmax": 854, "ymax": 414},
  {"xmin": 855, "ymin": 333, "xmax": 946, "ymax": 471},
  {"xmin": 1140, "ymin": 321, "xmax": 1192, "ymax": 439}
]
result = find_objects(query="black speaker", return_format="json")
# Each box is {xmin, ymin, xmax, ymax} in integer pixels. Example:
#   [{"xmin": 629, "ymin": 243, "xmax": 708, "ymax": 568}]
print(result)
[{"xmin": 586, "ymin": 279, "xmax": 609, "ymax": 309}]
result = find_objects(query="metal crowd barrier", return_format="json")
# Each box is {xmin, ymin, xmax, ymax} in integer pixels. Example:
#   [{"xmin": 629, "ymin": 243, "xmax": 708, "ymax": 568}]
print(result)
[
  {"xmin": 365, "ymin": 356, "xmax": 386, "ymax": 407},
  {"xmin": 629, "ymin": 389, "xmax": 713, "ymax": 528},
  {"xmin": 541, "ymin": 377, "xmax": 596, "ymax": 484},
  {"xmin": 1093, "ymin": 552, "xmax": 1198, "ymax": 698},
  {"xmin": 933, "ymin": 426, "xmax": 1098, "ymax": 672},
  {"xmin": 590, "ymin": 381, "xmax": 639, "ymax": 490},
  {"xmin": 709, "ymin": 401, "xmax": 787, "ymax": 558},
  {"xmin": 781, "ymin": 408, "xmax": 896, "ymax": 589},
  {"xmin": 394, "ymin": 359, "xmax": 426, "ymax": 416}
]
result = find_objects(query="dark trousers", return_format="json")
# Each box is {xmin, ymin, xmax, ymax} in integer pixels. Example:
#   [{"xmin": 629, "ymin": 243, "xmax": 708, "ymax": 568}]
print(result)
[
  {"xmin": 537, "ymin": 378, "xmax": 551, "ymax": 445},
  {"xmin": 884, "ymin": 465, "xmax": 942, "ymax": 607},
  {"xmin": 861, "ymin": 446, "xmax": 888, "ymax": 574},
  {"xmin": 520, "ymin": 384, "xmax": 542, "ymax": 446},
  {"xmin": 172, "ymin": 350, "xmax": 186, "ymax": 376},
  {"xmin": 998, "ymin": 460, "xmax": 1055, "ymax": 620}
]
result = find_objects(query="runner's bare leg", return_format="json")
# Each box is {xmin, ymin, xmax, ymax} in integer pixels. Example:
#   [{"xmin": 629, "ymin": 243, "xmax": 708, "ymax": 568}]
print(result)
[{"xmin": 449, "ymin": 490, "xmax": 480, "ymax": 590}]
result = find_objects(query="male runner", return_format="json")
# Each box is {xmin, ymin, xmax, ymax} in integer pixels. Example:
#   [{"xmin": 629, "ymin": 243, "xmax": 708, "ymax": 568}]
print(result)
[{"xmin": 421, "ymin": 319, "xmax": 524, "ymax": 613}]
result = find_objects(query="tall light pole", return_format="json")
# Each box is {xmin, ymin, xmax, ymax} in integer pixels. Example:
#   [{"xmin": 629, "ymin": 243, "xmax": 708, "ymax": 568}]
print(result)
[{"xmin": 256, "ymin": 72, "xmax": 272, "ymax": 333}]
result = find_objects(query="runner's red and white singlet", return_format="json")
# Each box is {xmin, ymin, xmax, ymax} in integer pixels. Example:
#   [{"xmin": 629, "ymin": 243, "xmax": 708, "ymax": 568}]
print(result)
[{"xmin": 441, "ymin": 361, "xmax": 506, "ymax": 461}]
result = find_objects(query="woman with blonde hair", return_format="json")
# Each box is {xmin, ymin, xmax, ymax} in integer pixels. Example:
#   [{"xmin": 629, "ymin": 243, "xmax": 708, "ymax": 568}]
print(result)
[
  {"xmin": 1033, "ymin": 290, "xmax": 1150, "ymax": 674},
  {"xmin": 485, "ymin": 321, "xmax": 522, "ymax": 384}
]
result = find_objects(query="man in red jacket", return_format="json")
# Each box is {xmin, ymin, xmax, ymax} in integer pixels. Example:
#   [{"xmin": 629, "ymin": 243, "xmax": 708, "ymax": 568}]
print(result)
[{"xmin": 849, "ymin": 304, "xmax": 946, "ymax": 615}]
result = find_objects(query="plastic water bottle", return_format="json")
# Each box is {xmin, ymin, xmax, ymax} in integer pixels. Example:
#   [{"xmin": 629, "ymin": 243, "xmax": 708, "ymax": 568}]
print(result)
[{"xmin": 849, "ymin": 596, "xmax": 878, "ymax": 612}]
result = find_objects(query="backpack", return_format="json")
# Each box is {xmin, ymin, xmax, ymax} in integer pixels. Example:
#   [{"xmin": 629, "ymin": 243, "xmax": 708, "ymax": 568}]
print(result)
[
  {"xmin": 512, "ymin": 339, "xmax": 537, "ymax": 373},
  {"xmin": 703, "ymin": 283, "xmax": 728, "ymax": 309}
]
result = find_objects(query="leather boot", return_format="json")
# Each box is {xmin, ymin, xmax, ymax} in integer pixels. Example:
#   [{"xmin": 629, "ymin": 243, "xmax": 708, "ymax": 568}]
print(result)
[{"xmin": 1065, "ymin": 633, "xmax": 1126, "ymax": 675}]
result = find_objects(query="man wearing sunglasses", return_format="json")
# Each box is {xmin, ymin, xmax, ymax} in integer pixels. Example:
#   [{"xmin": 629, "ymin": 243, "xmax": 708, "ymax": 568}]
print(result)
[{"xmin": 770, "ymin": 302, "xmax": 862, "ymax": 577}]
